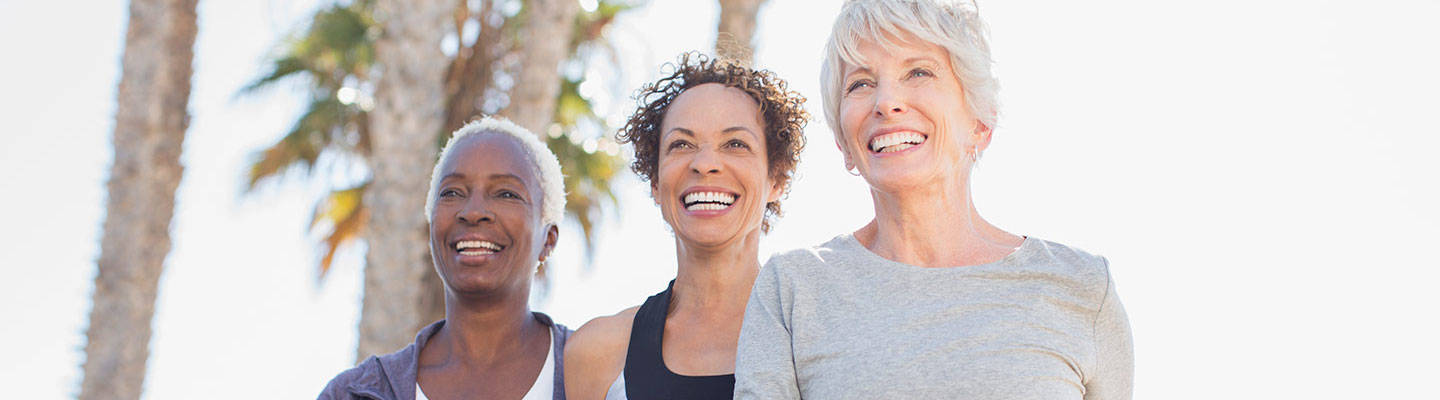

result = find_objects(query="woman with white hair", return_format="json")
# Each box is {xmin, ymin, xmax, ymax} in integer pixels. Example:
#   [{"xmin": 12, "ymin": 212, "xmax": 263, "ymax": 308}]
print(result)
[
  {"xmin": 734, "ymin": 1, "xmax": 1133, "ymax": 398},
  {"xmin": 320, "ymin": 117, "xmax": 571, "ymax": 400}
]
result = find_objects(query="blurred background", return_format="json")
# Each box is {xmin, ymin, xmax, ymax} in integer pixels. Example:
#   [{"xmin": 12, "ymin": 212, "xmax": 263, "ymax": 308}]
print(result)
[{"xmin": 2, "ymin": 0, "xmax": 1437, "ymax": 398}]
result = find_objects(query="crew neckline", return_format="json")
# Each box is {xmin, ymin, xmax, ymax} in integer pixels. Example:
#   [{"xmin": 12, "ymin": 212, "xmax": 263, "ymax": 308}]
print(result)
[{"xmin": 836, "ymin": 232, "xmax": 1036, "ymax": 272}]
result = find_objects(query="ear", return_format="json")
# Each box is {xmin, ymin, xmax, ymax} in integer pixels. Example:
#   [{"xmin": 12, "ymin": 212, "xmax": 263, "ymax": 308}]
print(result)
[
  {"xmin": 650, "ymin": 181, "xmax": 661, "ymax": 206},
  {"xmin": 767, "ymin": 176, "xmax": 785, "ymax": 203},
  {"xmin": 973, "ymin": 120, "xmax": 994, "ymax": 152},
  {"xmin": 835, "ymin": 139, "xmax": 855, "ymax": 171},
  {"xmin": 537, "ymin": 223, "xmax": 559, "ymax": 263}
]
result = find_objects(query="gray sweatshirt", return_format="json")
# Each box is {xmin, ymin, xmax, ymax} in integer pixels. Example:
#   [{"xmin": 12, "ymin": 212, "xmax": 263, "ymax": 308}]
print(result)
[{"xmin": 734, "ymin": 234, "xmax": 1132, "ymax": 399}]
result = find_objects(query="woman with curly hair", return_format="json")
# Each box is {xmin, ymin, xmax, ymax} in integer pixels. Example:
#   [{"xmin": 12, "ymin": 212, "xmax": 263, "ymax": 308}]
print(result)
[{"xmin": 563, "ymin": 53, "xmax": 808, "ymax": 400}]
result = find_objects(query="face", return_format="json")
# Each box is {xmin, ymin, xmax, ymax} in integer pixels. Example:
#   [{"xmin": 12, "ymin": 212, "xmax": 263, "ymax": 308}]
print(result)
[
  {"xmin": 838, "ymin": 32, "xmax": 991, "ymax": 192},
  {"xmin": 653, "ymin": 83, "xmax": 782, "ymax": 247},
  {"xmin": 428, "ymin": 133, "xmax": 557, "ymax": 297}
]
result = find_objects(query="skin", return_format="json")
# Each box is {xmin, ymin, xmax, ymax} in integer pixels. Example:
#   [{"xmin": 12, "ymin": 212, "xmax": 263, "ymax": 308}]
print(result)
[
  {"xmin": 838, "ymin": 32, "xmax": 1024, "ymax": 268},
  {"xmin": 565, "ymin": 83, "xmax": 783, "ymax": 400},
  {"xmin": 417, "ymin": 133, "xmax": 560, "ymax": 400}
]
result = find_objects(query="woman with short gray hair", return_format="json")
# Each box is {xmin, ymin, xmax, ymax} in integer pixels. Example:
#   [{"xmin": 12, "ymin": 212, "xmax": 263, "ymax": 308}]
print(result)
[
  {"xmin": 320, "ymin": 117, "xmax": 571, "ymax": 400},
  {"xmin": 734, "ymin": 1, "xmax": 1133, "ymax": 398}
]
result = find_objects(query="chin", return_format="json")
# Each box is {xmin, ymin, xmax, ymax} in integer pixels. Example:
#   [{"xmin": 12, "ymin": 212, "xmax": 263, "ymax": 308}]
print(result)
[{"xmin": 865, "ymin": 168, "xmax": 946, "ymax": 193}]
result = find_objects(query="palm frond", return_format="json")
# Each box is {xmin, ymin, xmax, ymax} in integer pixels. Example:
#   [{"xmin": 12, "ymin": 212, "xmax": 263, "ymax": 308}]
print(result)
[
  {"xmin": 244, "ymin": 97, "xmax": 363, "ymax": 191},
  {"xmin": 312, "ymin": 183, "xmax": 369, "ymax": 278}
]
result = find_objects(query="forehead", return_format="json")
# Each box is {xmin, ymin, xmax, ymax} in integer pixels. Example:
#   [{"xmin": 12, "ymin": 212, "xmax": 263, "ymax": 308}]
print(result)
[
  {"xmin": 439, "ymin": 133, "xmax": 540, "ymax": 186},
  {"xmin": 842, "ymin": 31, "xmax": 948, "ymax": 73},
  {"xmin": 661, "ymin": 83, "xmax": 764, "ymax": 134}
]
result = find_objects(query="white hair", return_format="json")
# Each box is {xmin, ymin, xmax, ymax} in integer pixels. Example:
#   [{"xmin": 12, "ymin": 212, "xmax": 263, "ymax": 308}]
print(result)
[
  {"xmin": 425, "ymin": 117, "xmax": 567, "ymax": 228},
  {"xmin": 820, "ymin": 0, "xmax": 999, "ymax": 145}
]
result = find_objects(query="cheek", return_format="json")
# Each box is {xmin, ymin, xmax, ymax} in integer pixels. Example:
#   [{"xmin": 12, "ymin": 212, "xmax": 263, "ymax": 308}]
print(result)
[{"xmin": 838, "ymin": 103, "xmax": 871, "ymax": 149}]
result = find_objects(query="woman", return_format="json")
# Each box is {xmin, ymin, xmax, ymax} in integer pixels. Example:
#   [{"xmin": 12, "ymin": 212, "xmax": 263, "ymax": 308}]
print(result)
[
  {"xmin": 563, "ymin": 54, "xmax": 808, "ymax": 400},
  {"xmin": 320, "ymin": 117, "xmax": 571, "ymax": 400},
  {"xmin": 734, "ymin": 1, "xmax": 1134, "ymax": 399}
]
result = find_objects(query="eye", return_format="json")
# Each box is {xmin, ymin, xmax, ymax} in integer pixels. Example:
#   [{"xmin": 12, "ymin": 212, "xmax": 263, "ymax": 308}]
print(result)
[
  {"xmin": 496, "ymin": 189, "xmax": 523, "ymax": 200},
  {"xmin": 908, "ymin": 68, "xmax": 935, "ymax": 79},
  {"xmin": 439, "ymin": 188, "xmax": 462, "ymax": 198},
  {"xmin": 845, "ymin": 79, "xmax": 874, "ymax": 94},
  {"xmin": 725, "ymin": 139, "xmax": 751, "ymax": 150},
  {"xmin": 666, "ymin": 139, "xmax": 695, "ymax": 152}
]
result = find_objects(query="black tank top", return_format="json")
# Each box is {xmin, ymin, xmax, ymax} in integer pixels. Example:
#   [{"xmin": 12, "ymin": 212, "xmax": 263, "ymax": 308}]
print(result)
[{"xmin": 623, "ymin": 280, "xmax": 736, "ymax": 399}]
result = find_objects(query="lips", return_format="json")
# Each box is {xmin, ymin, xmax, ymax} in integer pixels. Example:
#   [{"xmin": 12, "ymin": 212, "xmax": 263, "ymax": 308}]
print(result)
[{"xmin": 680, "ymin": 188, "xmax": 737, "ymax": 212}]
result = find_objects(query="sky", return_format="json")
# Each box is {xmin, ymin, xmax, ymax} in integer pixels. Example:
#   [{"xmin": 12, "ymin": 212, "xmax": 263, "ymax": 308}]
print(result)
[{"xmin": 1, "ymin": 0, "xmax": 1438, "ymax": 398}]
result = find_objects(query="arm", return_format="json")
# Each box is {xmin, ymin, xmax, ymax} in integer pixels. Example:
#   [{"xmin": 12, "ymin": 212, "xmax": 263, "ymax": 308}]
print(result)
[
  {"xmin": 563, "ymin": 307, "xmax": 636, "ymax": 400},
  {"xmin": 1084, "ymin": 261, "xmax": 1134, "ymax": 400},
  {"xmin": 733, "ymin": 262, "xmax": 802, "ymax": 399}
]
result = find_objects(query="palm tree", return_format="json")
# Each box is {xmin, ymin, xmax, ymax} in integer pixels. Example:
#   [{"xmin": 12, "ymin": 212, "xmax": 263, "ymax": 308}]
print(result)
[
  {"xmin": 78, "ymin": 0, "xmax": 199, "ymax": 399},
  {"xmin": 505, "ymin": 0, "xmax": 578, "ymax": 134},
  {"xmin": 716, "ymin": 0, "xmax": 768, "ymax": 66},
  {"xmin": 357, "ymin": 0, "xmax": 453, "ymax": 360},
  {"xmin": 240, "ymin": 0, "xmax": 632, "ymax": 358}
]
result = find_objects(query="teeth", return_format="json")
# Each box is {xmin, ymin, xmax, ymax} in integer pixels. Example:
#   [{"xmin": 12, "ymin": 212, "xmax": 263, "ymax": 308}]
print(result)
[
  {"xmin": 682, "ymin": 191, "xmax": 736, "ymax": 206},
  {"xmin": 686, "ymin": 203, "xmax": 729, "ymax": 211},
  {"xmin": 869, "ymin": 131, "xmax": 925, "ymax": 152},
  {"xmin": 456, "ymin": 240, "xmax": 502, "ymax": 253}
]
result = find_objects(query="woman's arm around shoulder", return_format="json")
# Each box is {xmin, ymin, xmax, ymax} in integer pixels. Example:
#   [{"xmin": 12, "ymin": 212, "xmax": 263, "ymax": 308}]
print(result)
[{"xmin": 564, "ymin": 306, "xmax": 639, "ymax": 400}]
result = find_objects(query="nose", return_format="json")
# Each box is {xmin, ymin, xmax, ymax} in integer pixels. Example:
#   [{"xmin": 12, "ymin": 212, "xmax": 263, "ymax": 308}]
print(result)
[
  {"xmin": 872, "ymin": 84, "xmax": 907, "ymax": 117},
  {"xmin": 456, "ymin": 197, "xmax": 494, "ymax": 225},
  {"xmin": 690, "ymin": 147, "xmax": 722, "ymax": 175}
]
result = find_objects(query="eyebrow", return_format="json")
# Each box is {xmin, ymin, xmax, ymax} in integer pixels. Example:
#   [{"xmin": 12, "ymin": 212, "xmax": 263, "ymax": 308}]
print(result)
[
  {"xmin": 438, "ymin": 172, "xmax": 528, "ymax": 185},
  {"xmin": 665, "ymin": 127, "xmax": 760, "ymax": 141},
  {"xmin": 903, "ymin": 56, "xmax": 941, "ymax": 66},
  {"xmin": 843, "ymin": 65, "xmax": 872, "ymax": 80},
  {"xmin": 724, "ymin": 126, "xmax": 761, "ymax": 141}
]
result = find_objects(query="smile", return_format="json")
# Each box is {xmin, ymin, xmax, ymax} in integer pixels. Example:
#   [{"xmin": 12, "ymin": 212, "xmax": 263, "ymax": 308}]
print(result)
[
  {"xmin": 455, "ymin": 240, "xmax": 503, "ymax": 256},
  {"xmin": 681, "ymin": 190, "xmax": 736, "ymax": 212},
  {"xmin": 868, "ymin": 131, "xmax": 926, "ymax": 153}
]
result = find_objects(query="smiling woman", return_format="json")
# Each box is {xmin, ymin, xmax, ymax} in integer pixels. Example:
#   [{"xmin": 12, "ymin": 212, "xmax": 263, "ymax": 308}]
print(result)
[
  {"xmin": 734, "ymin": 1, "xmax": 1134, "ymax": 399},
  {"xmin": 562, "ymin": 53, "xmax": 807, "ymax": 400},
  {"xmin": 319, "ymin": 117, "xmax": 571, "ymax": 400}
]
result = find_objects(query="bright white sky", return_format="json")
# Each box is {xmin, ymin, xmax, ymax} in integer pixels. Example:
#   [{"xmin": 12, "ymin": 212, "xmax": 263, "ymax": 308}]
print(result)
[{"xmin": 2, "ymin": 0, "xmax": 1438, "ymax": 398}]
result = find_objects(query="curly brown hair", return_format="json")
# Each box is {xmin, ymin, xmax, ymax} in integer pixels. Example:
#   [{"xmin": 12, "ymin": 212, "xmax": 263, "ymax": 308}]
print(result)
[{"xmin": 617, "ymin": 53, "xmax": 808, "ymax": 233}]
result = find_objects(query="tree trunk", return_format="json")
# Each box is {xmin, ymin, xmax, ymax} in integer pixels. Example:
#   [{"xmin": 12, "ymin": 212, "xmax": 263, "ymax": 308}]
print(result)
[
  {"xmin": 715, "ymin": 0, "xmax": 767, "ymax": 67},
  {"xmin": 503, "ymin": 0, "xmax": 579, "ymax": 136},
  {"xmin": 78, "ymin": 0, "xmax": 198, "ymax": 399},
  {"xmin": 358, "ymin": 0, "xmax": 451, "ymax": 360}
]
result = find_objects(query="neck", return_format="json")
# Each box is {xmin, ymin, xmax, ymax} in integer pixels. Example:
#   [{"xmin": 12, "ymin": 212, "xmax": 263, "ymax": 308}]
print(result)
[
  {"xmin": 860, "ymin": 173, "xmax": 1018, "ymax": 267},
  {"xmin": 436, "ymin": 288, "xmax": 543, "ymax": 365},
  {"xmin": 671, "ymin": 229, "xmax": 763, "ymax": 314}
]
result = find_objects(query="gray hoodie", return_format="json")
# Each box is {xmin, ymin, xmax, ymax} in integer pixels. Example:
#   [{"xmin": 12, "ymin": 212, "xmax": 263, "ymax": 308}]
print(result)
[{"xmin": 318, "ymin": 312, "xmax": 571, "ymax": 400}]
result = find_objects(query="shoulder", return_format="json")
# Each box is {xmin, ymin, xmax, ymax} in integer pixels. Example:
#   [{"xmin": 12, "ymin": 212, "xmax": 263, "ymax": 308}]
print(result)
[
  {"xmin": 564, "ymin": 306, "xmax": 639, "ymax": 399},
  {"xmin": 1027, "ymin": 238, "xmax": 1111, "ymax": 276},
  {"xmin": 763, "ymin": 233, "xmax": 856, "ymax": 274},
  {"xmin": 1022, "ymin": 238, "xmax": 1116, "ymax": 304},
  {"xmin": 318, "ymin": 356, "xmax": 385, "ymax": 399},
  {"xmin": 533, "ymin": 311, "xmax": 574, "ymax": 343},
  {"xmin": 567, "ymin": 306, "xmax": 638, "ymax": 358}
]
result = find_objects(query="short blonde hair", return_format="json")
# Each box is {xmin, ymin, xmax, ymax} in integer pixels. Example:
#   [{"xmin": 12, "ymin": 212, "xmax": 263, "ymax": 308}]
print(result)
[
  {"xmin": 820, "ymin": 0, "xmax": 999, "ymax": 144},
  {"xmin": 425, "ymin": 117, "xmax": 567, "ymax": 228}
]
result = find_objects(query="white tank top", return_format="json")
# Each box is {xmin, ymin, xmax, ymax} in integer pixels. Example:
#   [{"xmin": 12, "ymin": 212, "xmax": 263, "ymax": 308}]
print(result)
[{"xmin": 604, "ymin": 373, "xmax": 627, "ymax": 400}]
